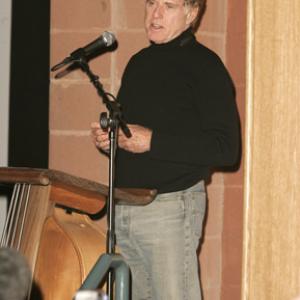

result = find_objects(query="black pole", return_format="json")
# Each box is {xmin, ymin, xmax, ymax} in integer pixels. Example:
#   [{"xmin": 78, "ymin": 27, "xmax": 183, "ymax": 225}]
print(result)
[
  {"xmin": 106, "ymin": 119, "xmax": 117, "ymax": 299},
  {"xmin": 51, "ymin": 55, "xmax": 131, "ymax": 299}
]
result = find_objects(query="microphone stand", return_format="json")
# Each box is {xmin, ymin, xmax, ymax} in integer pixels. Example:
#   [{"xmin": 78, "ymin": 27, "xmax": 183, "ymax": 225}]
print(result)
[{"xmin": 53, "ymin": 52, "xmax": 131, "ymax": 300}]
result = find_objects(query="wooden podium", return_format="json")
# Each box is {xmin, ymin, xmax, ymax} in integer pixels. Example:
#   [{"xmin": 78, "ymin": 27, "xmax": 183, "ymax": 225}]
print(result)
[{"xmin": 0, "ymin": 167, "xmax": 156, "ymax": 300}]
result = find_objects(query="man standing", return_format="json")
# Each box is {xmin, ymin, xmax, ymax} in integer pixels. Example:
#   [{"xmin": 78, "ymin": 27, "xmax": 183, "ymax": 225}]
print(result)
[{"xmin": 91, "ymin": 0, "xmax": 240, "ymax": 299}]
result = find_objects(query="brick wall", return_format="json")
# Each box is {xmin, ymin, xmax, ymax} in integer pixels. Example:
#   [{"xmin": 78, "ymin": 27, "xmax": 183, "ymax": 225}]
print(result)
[
  {"xmin": 221, "ymin": 0, "xmax": 246, "ymax": 299},
  {"xmin": 49, "ymin": 1, "xmax": 246, "ymax": 299}
]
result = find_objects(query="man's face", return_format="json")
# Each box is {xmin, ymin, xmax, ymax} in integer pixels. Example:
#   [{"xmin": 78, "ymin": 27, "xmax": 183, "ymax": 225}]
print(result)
[{"xmin": 144, "ymin": 0, "xmax": 197, "ymax": 44}]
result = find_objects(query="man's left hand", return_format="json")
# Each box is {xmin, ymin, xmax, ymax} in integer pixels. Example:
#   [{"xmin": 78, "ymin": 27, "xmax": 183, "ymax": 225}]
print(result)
[{"xmin": 118, "ymin": 124, "xmax": 152, "ymax": 153}]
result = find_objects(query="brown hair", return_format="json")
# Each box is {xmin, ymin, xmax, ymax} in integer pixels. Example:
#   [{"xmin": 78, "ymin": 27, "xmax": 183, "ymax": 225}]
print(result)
[{"xmin": 185, "ymin": 0, "xmax": 207, "ymax": 32}]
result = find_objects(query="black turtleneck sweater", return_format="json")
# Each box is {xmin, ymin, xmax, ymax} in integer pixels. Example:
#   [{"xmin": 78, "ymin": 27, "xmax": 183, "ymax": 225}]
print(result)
[{"xmin": 115, "ymin": 29, "xmax": 240, "ymax": 193}]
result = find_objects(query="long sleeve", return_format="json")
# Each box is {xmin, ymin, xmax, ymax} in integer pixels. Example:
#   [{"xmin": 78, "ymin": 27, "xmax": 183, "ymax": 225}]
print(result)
[
  {"xmin": 115, "ymin": 29, "xmax": 241, "ymax": 192},
  {"xmin": 150, "ymin": 56, "xmax": 240, "ymax": 167}
]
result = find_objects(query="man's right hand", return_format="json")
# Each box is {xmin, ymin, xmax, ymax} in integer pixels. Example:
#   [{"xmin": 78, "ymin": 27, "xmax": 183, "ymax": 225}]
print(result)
[
  {"xmin": 90, "ymin": 122, "xmax": 109, "ymax": 152},
  {"xmin": 91, "ymin": 122, "xmax": 152, "ymax": 154}
]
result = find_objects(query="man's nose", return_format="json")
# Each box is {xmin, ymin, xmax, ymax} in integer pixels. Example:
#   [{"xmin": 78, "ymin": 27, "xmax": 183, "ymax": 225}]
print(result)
[{"xmin": 153, "ymin": 4, "xmax": 164, "ymax": 18}]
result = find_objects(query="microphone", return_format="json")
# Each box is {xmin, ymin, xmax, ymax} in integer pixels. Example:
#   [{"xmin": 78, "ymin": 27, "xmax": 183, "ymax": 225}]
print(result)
[
  {"xmin": 51, "ymin": 31, "xmax": 116, "ymax": 72},
  {"xmin": 70, "ymin": 31, "xmax": 116, "ymax": 58}
]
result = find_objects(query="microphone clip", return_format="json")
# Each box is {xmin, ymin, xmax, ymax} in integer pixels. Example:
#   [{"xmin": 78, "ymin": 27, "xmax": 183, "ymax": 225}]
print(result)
[{"xmin": 51, "ymin": 48, "xmax": 87, "ymax": 73}]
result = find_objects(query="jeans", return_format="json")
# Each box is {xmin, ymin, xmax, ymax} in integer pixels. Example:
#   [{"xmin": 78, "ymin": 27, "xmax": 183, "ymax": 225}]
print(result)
[{"xmin": 115, "ymin": 181, "xmax": 206, "ymax": 300}]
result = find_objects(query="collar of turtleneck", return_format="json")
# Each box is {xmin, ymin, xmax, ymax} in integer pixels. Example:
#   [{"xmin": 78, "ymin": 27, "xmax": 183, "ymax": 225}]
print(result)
[{"xmin": 149, "ymin": 27, "xmax": 195, "ymax": 50}]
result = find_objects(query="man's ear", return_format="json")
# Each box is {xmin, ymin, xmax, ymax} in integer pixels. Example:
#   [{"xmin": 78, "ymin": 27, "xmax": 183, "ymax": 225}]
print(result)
[{"xmin": 186, "ymin": 6, "xmax": 199, "ymax": 26}]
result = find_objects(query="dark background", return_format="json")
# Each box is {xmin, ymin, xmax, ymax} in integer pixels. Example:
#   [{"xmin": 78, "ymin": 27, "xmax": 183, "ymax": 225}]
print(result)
[{"xmin": 9, "ymin": 0, "xmax": 50, "ymax": 168}]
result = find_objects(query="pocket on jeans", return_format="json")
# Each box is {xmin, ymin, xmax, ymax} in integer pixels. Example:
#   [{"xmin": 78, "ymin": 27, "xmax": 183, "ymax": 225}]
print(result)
[{"xmin": 189, "ymin": 191, "xmax": 206, "ymax": 240}]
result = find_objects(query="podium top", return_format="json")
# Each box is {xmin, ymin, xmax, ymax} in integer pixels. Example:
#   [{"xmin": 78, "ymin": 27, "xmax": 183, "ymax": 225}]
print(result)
[{"xmin": 0, "ymin": 167, "xmax": 157, "ymax": 214}]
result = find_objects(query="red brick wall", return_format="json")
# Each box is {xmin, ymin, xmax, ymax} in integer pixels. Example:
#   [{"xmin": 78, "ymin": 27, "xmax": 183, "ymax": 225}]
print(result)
[
  {"xmin": 221, "ymin": 0, "xmax": 246, "ymax": 299},
  {"xmin": 50, "ymin": 1, "xmax": 246, "ymax": 299}
]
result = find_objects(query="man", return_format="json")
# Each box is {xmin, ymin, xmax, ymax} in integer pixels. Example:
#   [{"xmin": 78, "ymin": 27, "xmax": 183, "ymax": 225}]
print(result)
[{"xmin": 91, "ymin": 0, "xmax": 239, "ymax": 299}]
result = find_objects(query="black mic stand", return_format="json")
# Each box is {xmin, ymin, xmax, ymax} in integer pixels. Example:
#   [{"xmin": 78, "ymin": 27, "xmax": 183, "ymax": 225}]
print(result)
[
  {"xmin": 53, "ymin": 51, "xmax": 131, "ymax": 300},
  {"xmin": 78, "ymin": 55, "xmax": 131, "ymax": 300}
]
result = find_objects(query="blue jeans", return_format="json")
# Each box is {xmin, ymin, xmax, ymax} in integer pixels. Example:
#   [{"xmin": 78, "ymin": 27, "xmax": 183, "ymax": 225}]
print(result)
[{"xmin": 115, "ymin": 181, "xmax": 206, "ymax": 300}]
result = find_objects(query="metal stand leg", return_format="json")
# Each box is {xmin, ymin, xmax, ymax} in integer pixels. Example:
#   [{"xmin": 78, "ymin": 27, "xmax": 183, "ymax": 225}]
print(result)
[{"xmin": 80, "ymin": 254, "xmax": 130, "ymax": 300}]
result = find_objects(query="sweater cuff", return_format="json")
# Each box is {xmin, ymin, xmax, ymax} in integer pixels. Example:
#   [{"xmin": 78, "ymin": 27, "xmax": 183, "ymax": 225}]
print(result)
[{"xmin": 150, "ymin": 131, "xmax": 170, "ymax": 160}]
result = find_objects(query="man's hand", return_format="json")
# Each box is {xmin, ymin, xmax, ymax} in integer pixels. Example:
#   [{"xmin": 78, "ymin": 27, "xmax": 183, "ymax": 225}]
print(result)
[
  {"xmin": 91, "ymin": 122, "xmax": 152, "ymax": 153},
  {"xmin": 90, "ymin": 122, "xmax": 109, "ymax": 151},
  {"xmin": 118, "ymin": 124, "xmax": 152, "ymax": 153}
]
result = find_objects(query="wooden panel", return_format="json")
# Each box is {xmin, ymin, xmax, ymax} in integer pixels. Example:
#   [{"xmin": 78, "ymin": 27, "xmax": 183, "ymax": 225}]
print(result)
[
  {"xmin": 19, "ymin": 185, "xmax": 53, "ymax": 272},
  {"xmin": 0, "ymin": 167, "xmax": 157, "ymax": 210},
  {"xmin": 243, "ymin": 0, "xmax": 300, "ymax": 299},
  {"xmin": 33, "ymin": 208, "xmax": 107, "ymax": 300}
]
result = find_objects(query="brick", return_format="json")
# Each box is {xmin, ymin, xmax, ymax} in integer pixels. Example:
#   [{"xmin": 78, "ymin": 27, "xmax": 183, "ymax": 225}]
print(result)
[
  {"xmin": 199, "ymin": 0, "xmax": 227, "ymax": 34},
  {"xmin": 51, "ymin": 0, "xmax": 111, "ymax": 30},
  {"xmin": 205, "ymin": 185, "xmax": 224, "ymax": 236},
  {"xmin": 115, "ymin": 1, "xmax": 145, "ymax": 29},
  {"xmin": 223, "ymin": 168, "xmax": 244, "ymax": 187},
  {"xmin": 221, "ymin": 285, "xmax": 241, "ymax": 300},
  {"xmin": 50, "ymin": 82, "xmax": 110, "ymax": 130},
  {"xmin": 223, "ymin": 161, "xmax": 244, "ymax": 187},
  {"xmin": 207, "ymin": 172, "xmax": 224, "ymax": 186},
  {"xmin": 226, "ymin": 33, "xmax": 247, "ymax": 85},
  {"xmin": 227, "ymin": 0, "xmax": 247, "ymax": 35},
  {"xmin": 49, "ymin": 135, "xmax": 109, "ymax": 184},
  {"xmin": 202, "ymin": 287, "xmax": 221, "ymax": 300},
  {"xmin": 200, "ymin": 237, "xmax": 222, "ymax": 289},
  {"xmin": 222, "ymin": 236, "xmax": 243, "ymax": 286},
  {"xmin": 223, "ymin": 187, "xmax": 243, "ymax": 238}
]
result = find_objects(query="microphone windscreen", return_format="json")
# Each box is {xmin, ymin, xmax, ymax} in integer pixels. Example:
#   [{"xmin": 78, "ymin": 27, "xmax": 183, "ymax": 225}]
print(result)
[{"xmin": 102, "ymin": 31, "xmax": 116, "ymax": 47}]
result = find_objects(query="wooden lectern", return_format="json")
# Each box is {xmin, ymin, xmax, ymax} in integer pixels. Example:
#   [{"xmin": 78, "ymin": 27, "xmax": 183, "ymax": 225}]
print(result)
[{"xmin": 0, "ymin": 167, "xmax": 156, "ymax": 300}]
